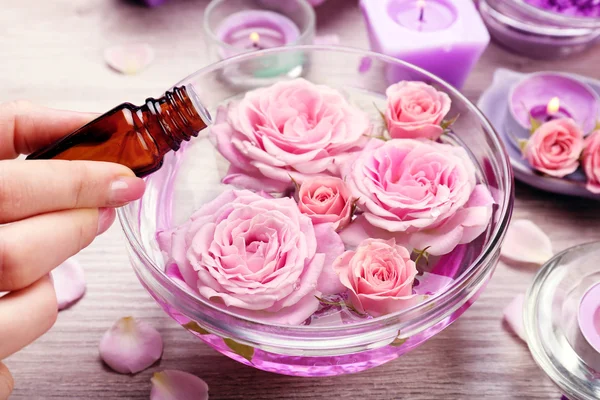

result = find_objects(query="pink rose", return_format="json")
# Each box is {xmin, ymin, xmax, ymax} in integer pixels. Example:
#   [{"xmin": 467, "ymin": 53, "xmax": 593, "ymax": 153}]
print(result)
[
  {"xmin": 156, "ymin": 190, "xmax": 345, "ymax": 325},
  {"xmin": 297, "ymin": 176, "xmax": 354, "ymax": 231},
  {"xmin": 385, "ymin": 81, "xmax": 451, "ymax": 140},
  {"xmin": 525, "ymin": 118, "xmax": 584, "ymax": 178},
  {"xmin": 210, "ymin": 78, "xmax": 371, "ymax": 192},
  {"xmin": 333, "ymin": 238, "xmax": 419, "ymax": 317},
  {"xmin": 343, "ymin": 139, "xmax": 494, "ymax": 256},
  {"xmin": 583, "ymin": 130, "xmax": 600, "ymax": 193}
]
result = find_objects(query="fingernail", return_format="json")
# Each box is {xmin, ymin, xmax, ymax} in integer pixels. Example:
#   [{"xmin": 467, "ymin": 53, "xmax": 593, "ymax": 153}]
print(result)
[
  {"xmin": 97, "ymin": 207, "xmax": 115, "ymax": 235},
  {"xmin": 109, "ymin": 176, "xmax": 146, "ymax": 206}
]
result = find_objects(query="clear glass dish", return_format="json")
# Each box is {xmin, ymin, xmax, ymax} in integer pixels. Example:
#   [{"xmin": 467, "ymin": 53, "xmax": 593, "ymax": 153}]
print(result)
[
  {"xmin": 525, "ymin": 242, "xmax": 600, "ymax": 400},
  {"xmin": 479, "ymin": 0, "xmax": 600, "ymax": 59},
  {"xmin": 118, "ymin": 46, "xmax": 514, "ymax": 377}
]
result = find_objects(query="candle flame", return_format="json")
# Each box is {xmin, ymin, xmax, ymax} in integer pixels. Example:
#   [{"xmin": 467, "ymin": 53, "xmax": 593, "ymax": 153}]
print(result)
[
  {"xmin": 417, "ymin": 0, "xmax": 425, "ymax": 9},
  {"xmin": 547, "ymin": 97, "xmax": 560, "ymax": 115},
  {"xmin": 249, "ymin": 32, "xmax": 260, "ymax": 44}
]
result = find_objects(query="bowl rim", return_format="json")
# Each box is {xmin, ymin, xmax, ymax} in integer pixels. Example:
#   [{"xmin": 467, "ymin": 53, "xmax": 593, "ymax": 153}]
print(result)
[{"xmin": 117, "ymin": 45, "xmax": 514, "ymax": 333}]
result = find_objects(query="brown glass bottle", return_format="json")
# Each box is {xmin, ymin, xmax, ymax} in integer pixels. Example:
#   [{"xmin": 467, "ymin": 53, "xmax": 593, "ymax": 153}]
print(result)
[{"xmin": 27, "ymin": 86, "xmax": 209, "ymax": 177}]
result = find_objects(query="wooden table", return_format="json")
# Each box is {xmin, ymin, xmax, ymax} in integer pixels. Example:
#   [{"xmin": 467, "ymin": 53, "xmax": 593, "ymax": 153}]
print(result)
[{"xmin": 3, "ymin": 0, "xmax": 600, "ymax": 398}]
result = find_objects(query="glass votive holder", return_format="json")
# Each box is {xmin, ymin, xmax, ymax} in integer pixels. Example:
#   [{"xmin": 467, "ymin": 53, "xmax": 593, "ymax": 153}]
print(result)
[
  {"xmin": 479, "ymin": 0, "xmax": 600, "ymax": 59},
  {"xmin": 203, "ymin": 0, "xmax": 315, "ymax": 85}
]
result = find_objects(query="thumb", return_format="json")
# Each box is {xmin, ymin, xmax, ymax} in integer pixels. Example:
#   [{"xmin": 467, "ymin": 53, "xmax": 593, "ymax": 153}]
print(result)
[{"xmin": 0, "ymin": 362, "xmax": 14, "ymax": 400}]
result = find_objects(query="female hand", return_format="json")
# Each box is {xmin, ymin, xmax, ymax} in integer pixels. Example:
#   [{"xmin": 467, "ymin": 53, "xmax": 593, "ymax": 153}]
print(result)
[{"xmin": 0, "ymin": 101, "xmax": 146, "ymax": 399}]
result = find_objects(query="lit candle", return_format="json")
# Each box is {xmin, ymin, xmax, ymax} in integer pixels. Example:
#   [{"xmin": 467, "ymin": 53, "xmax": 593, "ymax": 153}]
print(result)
[
  {"xmin": 360, "ymin": 0, "xmax": 489, "ymax": 88},
  {"xmin": 509, "ymin": 72, "xmax": 599, "ymax": 133},
  {"xmin": 215, "ymin": 10, "xmax": 301, "ymax": 57},
  {"xmin": 566, "ymin": 283, "xmax": 600, "ymax": 372}
]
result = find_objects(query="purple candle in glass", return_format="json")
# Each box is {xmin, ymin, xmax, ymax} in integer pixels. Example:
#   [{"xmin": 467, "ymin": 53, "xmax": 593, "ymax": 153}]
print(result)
[
  {"xmin": 524, "ymin": 0, "xmax": 600, "ymax": 18},
  {"xmin": 215, "ymin": 10, "xmax": 300, "ymax": 56},
  {"xmin": 508, "ymin": 72, "xmax": 600, "ymax": 134},
  {"xmin": 360, "ymin": 0, "xmax": 489, "ymax": 88}
]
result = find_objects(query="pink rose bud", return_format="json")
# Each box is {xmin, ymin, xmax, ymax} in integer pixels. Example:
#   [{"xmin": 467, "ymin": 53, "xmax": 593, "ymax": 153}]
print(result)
[
  {"xmin": 583, "ymin": 130, "xmax": 600, "ymax": 193},
  {"xmin": 297, "ymin": 176, "xmax": 354, "ymax": 231},
  {"xmin": 210, "ymin": 78, "xmax": 371, "ymax": 192},
  {"xmin": 385, "ymin": 81, "xmax": 452, "ymax": 140},
  {"xmin": 524, "ymin": 118, "xmax": 584, "ymax": 178},
  {"xmin": 333, "ymin": 239, "xmax": 420, "ymax": 317}
]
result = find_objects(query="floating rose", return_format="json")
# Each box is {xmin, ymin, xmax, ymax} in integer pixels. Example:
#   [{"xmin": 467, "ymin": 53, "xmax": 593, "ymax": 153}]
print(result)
[
  {"xmin": 210, "ymin": 78, "xmax": 370, "ymax": 192},
  {"xmin": 297, "ymin": 176, "xmax": 355, "ymax": 231},
  {"xmin": 343, "ymin": 139, "xmax": 494, "ymax": 255},
  {"xmin": 157, "ymin": 189, "xmax": 345, "ymax": 325},
  {"xmin": 523, "ymin": 118, "xmax": 584, "ymax": 178},
  {"xmin": 385, "ymin": 81, "xmax": 451, "ymax": 140},
  {"xmin": 583, "ymin": 130, "xmax": 600, "ymax": 193},
  {"xmin": 333, "ymin": 238, "xmax": 420, "ymax": 317}
]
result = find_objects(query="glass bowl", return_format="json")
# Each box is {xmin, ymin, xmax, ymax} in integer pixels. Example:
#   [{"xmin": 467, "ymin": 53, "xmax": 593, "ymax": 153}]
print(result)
[
  {"xmin": 118, "ymin": 46, "xmax": 514, "ymax": 377},
  {"xmin": 479, "ymin": 0, "xmax": 600, "ymax": 59},
  {"xmin": 524, "ymin": 241, "xmax": 600, "ymax": 400}
]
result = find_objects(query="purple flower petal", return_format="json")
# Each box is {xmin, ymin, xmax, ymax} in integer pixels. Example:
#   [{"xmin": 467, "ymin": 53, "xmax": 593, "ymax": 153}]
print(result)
[
  {"xmin": 150, "ymin": 370, "xmax": 209, "ymax": 400},
  {"xmin": 99, "ymin": 317, "xmax": 163, "ymax": 374},
  {"xmin": 51, "ymin": 258, "xmax": 86, "ymax": 311}
]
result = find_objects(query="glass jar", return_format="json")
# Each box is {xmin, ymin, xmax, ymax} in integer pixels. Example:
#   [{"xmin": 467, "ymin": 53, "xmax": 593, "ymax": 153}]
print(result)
[
  {"xmin": 479, "ymin": 0, "xmax": 600, "ymax": 59},
  {"xmin": 117, "ymin": 46, "xmax": 514, "ymax": 377}
]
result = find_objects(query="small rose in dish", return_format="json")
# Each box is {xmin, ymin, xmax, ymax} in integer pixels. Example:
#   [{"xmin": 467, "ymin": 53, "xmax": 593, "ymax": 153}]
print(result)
[
  {"xmin": 385, "ymin": 81, "xmax": 451, "ymax": 140},
  {"xmin": 583, "ymin": 130, "xmax": 600, "ymax": 193},
  {"xmin": 524, "ymin": 118, "xmax": 584, "ymax": 178},
  {"xmin": 297, "ymin": 176, "xmax": 355, "ymax": 231},
  {"xmin": 210, "ymin": 78, "xmax": 370, "ymax": 192},
  {"xmin": 344, "ymin": 139, "xmax": 494, "ymax": 255},
  {"xmin": 157, "ymin": 189, "xmax": 345, "ymax": 325},
  {"xmin": 333, "ymin": 238, "xmax": 419, "ymax": 317}
]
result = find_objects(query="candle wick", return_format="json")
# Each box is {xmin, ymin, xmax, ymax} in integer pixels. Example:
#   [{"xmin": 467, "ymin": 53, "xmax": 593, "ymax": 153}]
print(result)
[{"xmin": 419, "ymin": 7, "xmax": 424, "ymax": 22}]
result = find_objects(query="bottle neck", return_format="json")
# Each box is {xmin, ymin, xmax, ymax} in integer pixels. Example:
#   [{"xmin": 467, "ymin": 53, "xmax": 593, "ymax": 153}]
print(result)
[{"xmin": 142, "ymin": 86, "xmax": 209, "ymax": 151}]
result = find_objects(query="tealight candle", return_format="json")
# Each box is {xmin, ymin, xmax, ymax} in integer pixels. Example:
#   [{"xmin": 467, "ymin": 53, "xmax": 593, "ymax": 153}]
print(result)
[
  {"xmin": 360, "ymin": 0, "xmax": 489, "ymax": 88},
  {"xmin": 203, "ymin": 0, "xmax": 315, "ymax": 80},
  {"xmin": 567, "ymin": 283, "xmax": 600, "ymax": 372},
  {"xmin": 507, "ymin": 72, "xmax": 600, "ymax": 136}
]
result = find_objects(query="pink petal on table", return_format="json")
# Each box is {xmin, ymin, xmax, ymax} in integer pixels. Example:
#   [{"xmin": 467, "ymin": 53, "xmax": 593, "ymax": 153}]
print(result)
[
  {"xmin": 150, "ymin": 370, "xmax": 209, "ymax": 400},
  {"xmin": 500, "ymin": 220, "xmax": 553, "ymax": 266},
  {"xmin": 51, "ymin": 258, "xmax": 85, "ymax": 311},
  {"xmin": 503, "ymin": 294, "xmax": 526, "ymax": 342},
  {"xmin": 99, "ymin": 317, "xmax": 163, "ymax": 374},
  {"xmin": 313, "ymin": 34, "xmax": 340, "ymax": 46},
  {"xmin": 104, "ymin": 43, "xmax": 155, "ymax": 75}
]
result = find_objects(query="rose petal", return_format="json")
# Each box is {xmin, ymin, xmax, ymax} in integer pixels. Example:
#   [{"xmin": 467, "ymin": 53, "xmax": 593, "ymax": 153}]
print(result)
[
  {"xmin": 503, "ymin": 294, "xmax": 526, "ymax": 342},
  {"xmin": 313, "ymin": 34, "xmax": 340, "ymax": 46},
  {"xmin": 413, "ymin": 272, "xmax": 454, "ymax": 296},
  {"xmin": 104, "ymin": 43, "xmax": 155, "ymax": 75},
  {"xmin": 500, "ymin": 220, "xmax": 553, "ymax": 265},
  {"xmin": 338, "ymin": 215, "xmax": 411, "ymax": 250},
  {"xmin": 99, "ymin": 317, "xmax": 163, "ymax": 374},
  {"xmin": 150, "ymin": 370, "xmax": 209, "ymax": 400},
  {"xmin": 51, "ymin": 258, "xmax": 86, "ymax": 311},
  {"xmin": 313, "ymin": 223, "xmax": 346, "ymax": 295}
]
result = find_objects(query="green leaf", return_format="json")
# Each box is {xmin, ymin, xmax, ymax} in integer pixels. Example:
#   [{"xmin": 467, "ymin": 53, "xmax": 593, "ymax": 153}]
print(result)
[
  {"xmin": 529, "ymin": 115, "xmax": 542, "ymax": 135},
  {"xmin": 373, "ymin": 102, "xmax": 389, "ymax": 132},
  {"xmin": 440, "ymin": 114, "xmax": 460, "ymax": 131},
  {"xmin": 288, "ymin": 174, "xmax": 300, "ymax": 192},
  {"xmin": 413, "ymin": 246, "xmax": 431, "ymax": 266},
  {"xmin": 390, "ymin": 331, "xmax": 409, "ymax": 347},
  {"xmin": 315, "ymin": 296, "xmax": 366, "ymax": 316},
  {"xmin": 182, "ymin": 321, "xmax": 210, "ymax": 335},
  {"xmin": 223, "ymin": 338, "xmax": 254, "ymax": 363},
  {"xmin": 595, "ymin": 121, "xmax": 600, "ymax": 132},
  {"xmin": 518, "ymin": 139, "xmax": 528, "ymax": 155}
]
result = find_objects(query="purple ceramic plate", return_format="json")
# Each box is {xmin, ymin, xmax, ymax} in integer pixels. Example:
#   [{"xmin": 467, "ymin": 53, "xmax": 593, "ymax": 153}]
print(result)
[{"xmin": 477, "ymin": 68, "xmax": 600, "ymax": 201}]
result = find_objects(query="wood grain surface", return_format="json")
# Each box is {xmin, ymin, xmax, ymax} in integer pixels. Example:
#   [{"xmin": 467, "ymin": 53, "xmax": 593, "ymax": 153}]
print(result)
[{"xmin": 2, "ymin": 0, "xmax": 600, "ymax": 399}]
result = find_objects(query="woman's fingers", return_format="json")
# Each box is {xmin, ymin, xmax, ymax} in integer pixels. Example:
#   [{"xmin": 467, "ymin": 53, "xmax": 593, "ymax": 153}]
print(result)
[
  {"xmin": 0, "ymin": 101, "xmax": 96, "ymax": 159},
  {"xmin": 0, "ymin": 208, "xmax": 115, "ymax": 292},
  {"xmin": 0, "ymin": 276, "xmax": 57, "ymax": 360},
  {"xmin": 0, "ymin": 160, "xmax": 145, "ymax": 224},
  {"xmin": 0, "ymin": 362, "xmax": 13, "ymax": 400}
]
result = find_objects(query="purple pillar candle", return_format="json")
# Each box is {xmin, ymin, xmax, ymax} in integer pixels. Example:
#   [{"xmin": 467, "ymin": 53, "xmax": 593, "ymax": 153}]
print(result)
[
  {"xmin": 507, "ymin": 72, "xmax": 600, "ymax": 137},
  {"xmin": 360, "ymin": 0, "xmax": 489, "ymax": 88}
]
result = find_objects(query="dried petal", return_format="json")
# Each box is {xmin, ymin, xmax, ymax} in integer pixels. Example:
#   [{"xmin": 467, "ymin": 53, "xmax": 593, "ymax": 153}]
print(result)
[
  {"xmin": 104, "ymin": 43, "xmax": 155, "ymax": 75},
  {"xmin": 150, "ymin": 370, "xmax": 209, "ymax": 400},
  {"xmin": 500, "ymin": 219, "xmax": 553, "ymax": 265},
  {"xmin": 503, "ymin": 294, "xmax": 526, "ymax": 342},
  {"xmin": 51, "ymin": 258, "xmax": 86, "ymax": 311},
  {"xmin": 99, "ymin": 317, "xmax": 163, "ymax": 374}
]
